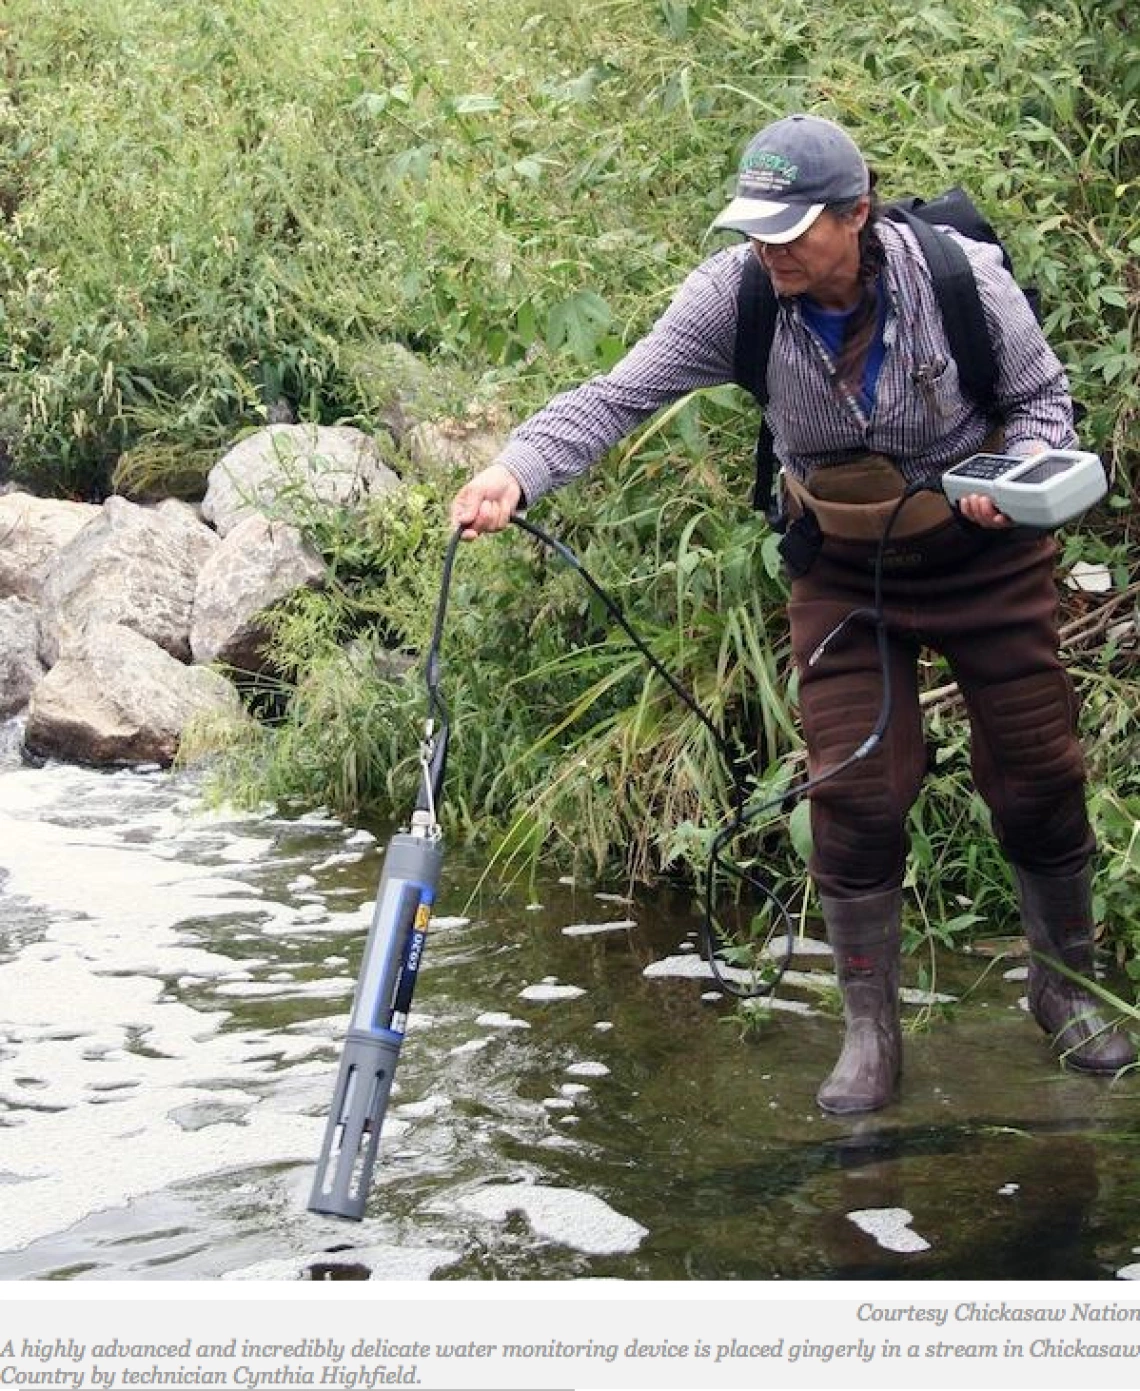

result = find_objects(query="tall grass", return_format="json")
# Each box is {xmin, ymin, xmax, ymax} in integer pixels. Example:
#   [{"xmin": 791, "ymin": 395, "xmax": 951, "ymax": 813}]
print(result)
[
  {"xmin": 2, "ymin": 0, "xmax": 1135, "ymax": 491},
  {"xmin": 2, "ymin": 0, "xmax": 1137, "ymax": 942}
]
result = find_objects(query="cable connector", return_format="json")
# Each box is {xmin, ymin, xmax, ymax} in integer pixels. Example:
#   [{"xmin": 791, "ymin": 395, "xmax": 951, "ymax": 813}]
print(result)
[
  {"xmin": 411, "ymin": 718, "xmax": 444, "ymax": 838},
  {"xmin": 409, "ymin": 808, "xmax": 439, "ymax": 840}
]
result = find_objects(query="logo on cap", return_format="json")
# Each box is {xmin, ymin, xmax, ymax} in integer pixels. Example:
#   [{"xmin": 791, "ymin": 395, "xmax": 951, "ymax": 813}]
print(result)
[{"xmin": 738, "ymin": 151, "xmax": 800, "ymax": 195}]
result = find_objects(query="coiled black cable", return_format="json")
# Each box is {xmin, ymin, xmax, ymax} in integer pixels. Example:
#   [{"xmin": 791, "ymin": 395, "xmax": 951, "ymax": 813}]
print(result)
[{"xmin": 423, "ymin": 484, "xmax": 936, "ymax": 1002}]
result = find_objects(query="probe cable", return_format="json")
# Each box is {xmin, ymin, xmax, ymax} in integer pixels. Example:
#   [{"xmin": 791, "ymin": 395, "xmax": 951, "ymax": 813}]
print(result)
[{"xmin": 423, "ymin": 486, "xmax": 933, "ymax": 1002}]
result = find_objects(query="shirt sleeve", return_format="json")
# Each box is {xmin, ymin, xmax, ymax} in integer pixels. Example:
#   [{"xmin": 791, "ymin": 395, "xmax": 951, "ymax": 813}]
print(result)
[
  {"xmin": 957, "ymin": 238, "xmax": 1077, "ymax": 453},
  {"xmin": 496, "ymin": 246, "xmax": 745, "ymax": 505}
]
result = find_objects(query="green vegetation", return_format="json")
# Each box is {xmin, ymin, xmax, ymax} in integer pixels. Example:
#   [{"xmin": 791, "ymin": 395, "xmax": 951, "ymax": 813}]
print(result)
[{"xmin": 1, "ymin": 1, "xmax": 1136, "ymax": 948}]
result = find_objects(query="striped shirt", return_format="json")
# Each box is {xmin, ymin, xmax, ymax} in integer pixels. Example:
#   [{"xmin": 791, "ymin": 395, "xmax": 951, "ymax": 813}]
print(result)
[{"xmin": 496, "ymin": 219, "xmax": 1076, "ymax": 506}]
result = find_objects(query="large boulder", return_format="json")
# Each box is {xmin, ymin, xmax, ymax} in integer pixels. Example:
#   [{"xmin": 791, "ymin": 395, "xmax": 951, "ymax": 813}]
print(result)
[
  {"xmin": 0, "ymin": 597, "xmax": 45, "ymax": 718},
  {"xmin": 190, "ymin": 514, "xmax": 327, "ymax": 672},
  {"xmin": 38, "ymin": 497, "xmax": 218, "ymax": 666},
  {"xmin": 201, "ymin": 424, "xmax": 401, "ymax": 537},
  {"xmin": 24, "ymin": 622, "xmax": 244, "ymax": 766},
  {"xmin": 0, "ymin": 493, "xmax": 101, "ymax": 603}
]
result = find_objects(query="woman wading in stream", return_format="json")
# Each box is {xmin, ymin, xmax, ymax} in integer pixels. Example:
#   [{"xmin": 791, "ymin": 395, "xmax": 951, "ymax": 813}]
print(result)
[{"xmin": 450, "ymin": 113, "xmax": 1135, "ymax": 1113}]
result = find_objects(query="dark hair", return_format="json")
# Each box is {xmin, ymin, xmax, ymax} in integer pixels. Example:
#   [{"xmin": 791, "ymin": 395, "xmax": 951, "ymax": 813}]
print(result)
[{"xmin": 827, "ymin": 173, "xmax": 883, "ymax": 397}]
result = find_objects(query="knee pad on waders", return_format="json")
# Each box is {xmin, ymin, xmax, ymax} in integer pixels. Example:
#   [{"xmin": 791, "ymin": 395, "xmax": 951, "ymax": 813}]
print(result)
[
  {"xmin": 799, "ymin": 673, "xmax": 923, "ymax": 891},
  {"xmin": 967, "ymin": 668, "xmax": 1092, "ymax": 867}
]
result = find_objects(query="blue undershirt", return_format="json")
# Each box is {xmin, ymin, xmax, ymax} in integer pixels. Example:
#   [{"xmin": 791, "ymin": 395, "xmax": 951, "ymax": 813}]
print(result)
[{"xmin": 800, "ymin": 280, "xmax": 888, "ymax": 414}]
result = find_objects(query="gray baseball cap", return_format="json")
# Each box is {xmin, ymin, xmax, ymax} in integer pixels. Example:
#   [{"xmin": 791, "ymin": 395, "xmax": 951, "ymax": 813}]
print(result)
[{"xmin": 713, "ymin": 113, "xmax": 870, "ymax": 243}]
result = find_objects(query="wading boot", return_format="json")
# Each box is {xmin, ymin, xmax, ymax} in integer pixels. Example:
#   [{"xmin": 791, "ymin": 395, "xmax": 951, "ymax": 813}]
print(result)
[
  {"xmin": 817, "ymin": 888, "xmax": 903, "ymax": 1115},
  {"xmin": 1014, "ymin": 864, "xmax": 1136, "ymax": 1074}
]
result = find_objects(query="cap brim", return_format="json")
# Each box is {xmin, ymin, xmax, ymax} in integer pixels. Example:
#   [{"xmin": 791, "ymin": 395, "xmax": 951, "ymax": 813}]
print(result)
[{"xmin": 712, "ymin": 198, "xmax": 825, "ymax": 244}]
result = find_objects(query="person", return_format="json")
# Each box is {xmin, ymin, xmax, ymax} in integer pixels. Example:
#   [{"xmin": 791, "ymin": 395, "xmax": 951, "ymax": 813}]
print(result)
[{"xmin": 449, "ymin": 112, "xmax": 1135, "ymax": 1114}]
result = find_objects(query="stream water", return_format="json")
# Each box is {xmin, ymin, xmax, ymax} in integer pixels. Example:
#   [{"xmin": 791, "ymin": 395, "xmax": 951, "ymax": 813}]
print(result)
[{"xmin": 1, "ymin": 729, "xmax": 1138, "ymax": 1283}]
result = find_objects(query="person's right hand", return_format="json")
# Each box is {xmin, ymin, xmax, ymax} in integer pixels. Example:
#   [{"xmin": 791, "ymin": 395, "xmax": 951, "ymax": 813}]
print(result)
[{"xmin": 450, "ymin": 463, "xmax": 523, "ymax": 539}]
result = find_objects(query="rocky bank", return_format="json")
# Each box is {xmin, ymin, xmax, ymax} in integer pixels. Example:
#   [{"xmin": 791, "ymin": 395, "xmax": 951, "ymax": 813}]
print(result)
[{"xmin": 0, "ymin": 409, "xmax": 503, "ymax": 766}]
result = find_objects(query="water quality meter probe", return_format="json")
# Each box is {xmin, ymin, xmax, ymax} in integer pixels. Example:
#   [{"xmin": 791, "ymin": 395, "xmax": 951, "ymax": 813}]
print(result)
[
  {"xmin": 307, "ymin": 452, "xmax": 1104, "ymax": 1219},
  {"xmin": 305, "ymin": 758, "xmax": 447, "ymax": 1220},
  {"xmin": 307, "ymin": 530, "xmax": 460, "ymax": 1220}
]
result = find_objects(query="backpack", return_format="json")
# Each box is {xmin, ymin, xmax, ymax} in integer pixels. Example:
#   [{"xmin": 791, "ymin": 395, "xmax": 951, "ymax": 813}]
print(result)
[{"xmin": 731, "ymin": 186, "xmax": 1037, "ymax": 525}]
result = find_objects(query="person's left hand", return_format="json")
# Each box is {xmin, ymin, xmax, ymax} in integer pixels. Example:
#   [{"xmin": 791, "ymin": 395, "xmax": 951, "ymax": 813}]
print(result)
[{"xmin": 958, "ymin": 493, "xmax": 1014, "ymax": 529}]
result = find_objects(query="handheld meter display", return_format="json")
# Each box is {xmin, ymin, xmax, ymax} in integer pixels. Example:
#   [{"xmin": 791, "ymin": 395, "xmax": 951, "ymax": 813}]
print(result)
[{"xmin": 941, "ymin": 449, "xmax": 1107, "ymax": 528}]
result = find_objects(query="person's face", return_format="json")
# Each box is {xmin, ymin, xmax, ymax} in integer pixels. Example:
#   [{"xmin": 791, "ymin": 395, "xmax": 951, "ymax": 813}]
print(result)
[{"xmin": 751, "ymin": 198, "xmax": 870, "ymax": 309}]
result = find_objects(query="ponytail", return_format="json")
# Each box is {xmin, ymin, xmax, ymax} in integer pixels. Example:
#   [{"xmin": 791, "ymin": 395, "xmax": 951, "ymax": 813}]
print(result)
[{"xmin": 830, "ymin": 178, "xmax": 884, "ymax": 399}]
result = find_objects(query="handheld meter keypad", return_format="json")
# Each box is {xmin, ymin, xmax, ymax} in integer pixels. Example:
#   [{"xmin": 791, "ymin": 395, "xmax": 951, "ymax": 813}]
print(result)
[{"xmin": 941, "ymin": 449, "xmax": 1107, "ymax": 528}]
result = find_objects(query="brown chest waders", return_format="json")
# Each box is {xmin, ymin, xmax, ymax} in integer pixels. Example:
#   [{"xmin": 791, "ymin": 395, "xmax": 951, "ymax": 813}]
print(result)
[{"xmin": 782, "ymin": 460, "xmax": 1133, "ymax": 1111}]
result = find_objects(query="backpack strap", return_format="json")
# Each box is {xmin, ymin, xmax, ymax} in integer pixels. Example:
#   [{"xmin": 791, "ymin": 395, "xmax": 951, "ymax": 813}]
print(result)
[
  {"xmin": 887, "ymin": 205, "xmax": 999, "ymax": 417},
  {"xmin": 732, "ymin": 256, "xmax": 784, "ymax": 523},
  {"xmin": 889, "ymin": 188, "xmax": 1014, "ymax": 274}
]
